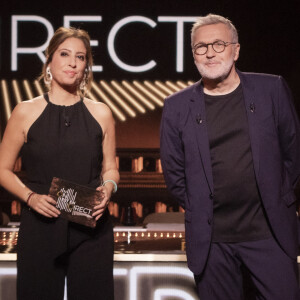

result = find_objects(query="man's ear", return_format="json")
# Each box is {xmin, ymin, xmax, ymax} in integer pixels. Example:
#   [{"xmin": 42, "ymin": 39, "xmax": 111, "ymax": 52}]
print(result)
[{"xmin": 234, "ymin": 43, "xmax": 240, "ymax": 62}]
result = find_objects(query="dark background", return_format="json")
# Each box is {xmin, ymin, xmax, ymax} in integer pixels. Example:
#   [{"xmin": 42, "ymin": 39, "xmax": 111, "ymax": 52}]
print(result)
[{"xmin": 1, "ymin": 0, "xmax": 299, "ymax": 113}]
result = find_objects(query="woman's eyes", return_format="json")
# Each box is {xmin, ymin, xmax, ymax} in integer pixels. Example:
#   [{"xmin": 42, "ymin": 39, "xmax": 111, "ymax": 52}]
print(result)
[{"xmin": 60, "ymin": 52, "xmax": 85, "ymax": 61}]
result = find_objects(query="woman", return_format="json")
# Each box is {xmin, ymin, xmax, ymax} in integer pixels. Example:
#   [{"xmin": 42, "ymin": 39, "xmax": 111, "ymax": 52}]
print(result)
[{"xmin": 0, "ymin": 27, "xmax": 119, "ymax": 299}]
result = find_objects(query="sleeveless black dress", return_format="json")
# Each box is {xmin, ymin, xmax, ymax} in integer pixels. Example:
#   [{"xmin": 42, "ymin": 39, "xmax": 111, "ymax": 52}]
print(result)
[{"xmin": 17, "ymin": 94, "xmax": 114, "ymax": 299}]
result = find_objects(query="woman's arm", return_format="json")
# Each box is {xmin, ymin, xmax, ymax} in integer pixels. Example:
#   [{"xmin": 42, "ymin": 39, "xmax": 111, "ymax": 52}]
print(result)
[
  {"xmin": 0, "ymin": 100, "xmax": 60, "ymax": 218},
  {"xmin": 0, "ymin": 102, "xmax": 33, "ymax": 202},
  {"xmin": 87, "ymin": 101, "xmax": 119, "ymax": 220}
]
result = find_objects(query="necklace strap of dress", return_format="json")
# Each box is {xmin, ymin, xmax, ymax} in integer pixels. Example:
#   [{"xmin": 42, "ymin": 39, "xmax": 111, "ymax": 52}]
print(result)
[{"xmin": 43, "ymin": 93, "xmax": 83, "ymax": 105}]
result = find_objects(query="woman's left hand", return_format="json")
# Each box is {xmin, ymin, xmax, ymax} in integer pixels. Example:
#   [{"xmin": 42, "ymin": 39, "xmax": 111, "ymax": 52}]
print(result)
[{"xmin": 92, "ymin": 185, "xmax": 112, "ymax": 221}]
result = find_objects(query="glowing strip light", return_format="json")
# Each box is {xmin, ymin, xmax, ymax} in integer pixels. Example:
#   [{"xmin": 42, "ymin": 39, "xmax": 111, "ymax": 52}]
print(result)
[
  {"xmin": 129, "ymin": 266, "xmax": 194, "ymax": 300},
  {"xmin": 143, "ymin": 81, "xmax": 167, "ymax": 99},
  {"xmin": 64, "ymin": 278, "xmax": 67, "ymax": 300},
  {"xmin": 0, "ymin": 268, "xmax": 17, "ymax": 275},
  {"xmin": 86, "ymin": 90, "xmax": 98, "ymax": 101},
  {"xmin": 165, "ymin": 80, "xmax": 181, "ymax": 92},
  {"xmin": 176, "ymin": 81, "xmax": 189, "ymax": 89},
  {"xmin": 23, "ymin": 80, "xmax": 33, "ymax": 99},
  {"xmin": 111, "ymin": 81, "xmax": 145, "ymax": 113},
  {"xmin": 34, "ymin": 80, "xmax": 44, "ymax": 96},
  {"xmin": 1, "ymin": 80, "xmax": 12, "ymax": 121},
  {"xmin": 100, "ymin": 80, "xmax": 136, "ymax": 117},
  {"xmin": 154, "ymin": 81, "xmax": 174, "ymax": 95},
  {"xmin": 133, "ymin": 81, "xmax": 163, "ymax": 107},
  {"xmin": 113, "ymin": 268, "xmax": 128, "ymax": 276},
  {"xmin": 91, "ymin": 81, "xmax": 126, "ymax": 121},
  {"xmin": 154, "ymin": 289, "xmax": 196, "ymax": 300},
  {"xmin": 187, "ymin": 81, "xmax": 195, "ymax": 86},
  {"xmin": 122, "ymin": 81, "xmax": 155, "ymax": 110},
  {"xmin": 12, "ymin": 80, "xmax": 22, "ymax": 103}
]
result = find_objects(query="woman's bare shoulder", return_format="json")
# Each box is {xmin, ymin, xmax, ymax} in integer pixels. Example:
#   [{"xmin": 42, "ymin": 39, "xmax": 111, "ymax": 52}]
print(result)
[
  {"xmin": 84, "ymin": 98, "xmax": 113, "ymax": 118},
  {"xmin": 11, "ymin": 96, "xmax": 46, "ymax": 120}
]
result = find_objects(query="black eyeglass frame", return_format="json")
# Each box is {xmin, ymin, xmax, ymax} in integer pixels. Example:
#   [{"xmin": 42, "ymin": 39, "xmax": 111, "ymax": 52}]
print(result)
[{"xmin": 193, "ymin": 40, "xmax": 238, "ymax": 55}]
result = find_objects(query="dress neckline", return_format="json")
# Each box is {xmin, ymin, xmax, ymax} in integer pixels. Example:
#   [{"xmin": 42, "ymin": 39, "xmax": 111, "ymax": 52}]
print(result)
[{"xmin": 43, "ymin": 93, "xmax": 83, "ymax": 107}]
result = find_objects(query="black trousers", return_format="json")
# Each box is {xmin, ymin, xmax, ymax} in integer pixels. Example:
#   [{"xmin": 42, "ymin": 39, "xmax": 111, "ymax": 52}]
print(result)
[
  {"xmin": 194, "ymin": 237, "xmax": 300, "ymax": 300},
  {"xmin": 17, "ymin": 208, "xmax": 114, "ymax": 300}
]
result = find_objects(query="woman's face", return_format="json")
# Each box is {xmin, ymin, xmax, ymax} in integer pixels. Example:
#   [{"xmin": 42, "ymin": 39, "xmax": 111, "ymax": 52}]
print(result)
[{"xmin": 48, "ymin": 37, "xmax": 87, "ymax": 90}]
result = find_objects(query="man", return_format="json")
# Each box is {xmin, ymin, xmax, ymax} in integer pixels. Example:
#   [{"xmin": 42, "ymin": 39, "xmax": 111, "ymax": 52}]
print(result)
[{"xmin": 160, "ymin": 14, "xmax": 300, "ymax": 299}]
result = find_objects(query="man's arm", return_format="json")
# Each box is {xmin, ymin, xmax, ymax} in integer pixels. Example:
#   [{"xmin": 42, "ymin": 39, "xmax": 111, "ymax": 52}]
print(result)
[
  {"xmin": 160, "ymin": 98, "xmax": 188, "ymax": 209},
  {"xmin": 277, "ymin": 76, "xmax": 300, "ymax": 188}
]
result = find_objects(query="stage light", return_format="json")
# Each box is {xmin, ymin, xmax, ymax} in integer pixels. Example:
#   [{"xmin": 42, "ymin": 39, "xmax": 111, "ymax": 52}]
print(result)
[
  {"xmin": 166, "ymin": 80, "xmax": 181, "ymax": 92},
  {"xmin": 23, "ymin": 80, "xmax": 34, "ymax": 99},
  {"xmin": 111, "ymin": 81, "xmax": 145, "ymax": 114},
  {"xmin": 86, "ymin": 90, "xmax": 98, "ymax": 101},
  {"xmin": 133, "ymin": 81, "xmax": 163, "ymax": 107},
  {"xmin": 91, "ymin": 81, "xmax": 126, "ymax": 121},
  {"xmin": 154, "ymin": 81, "xmax": 174, "ymax": 95},
  {"xmin": 33, "ymin": 80, "xmax": 44, "ymax": 96},
  {"xmin": 176, "ymin": 81, "xmax": 189, "ymax": 89},
  {"xmin": 1, "ymin": 80, "xmax": 12, "ymax": 121},
  {"xmin": 143, "ymin": 81, "xmax": 167, "ymax": 99},
  {"xmin": 100, "ymin": 80, "xmax": 136, "ymax": 118},
  {"xmin": 129, "ymin": 266, "xmax": 194, "ymax": 300},
  {"xmin": 12, "ymin": 80, "xmax": 22, "ymax": 103},
  {"xmin": 121, "ymin": 81, "xmax": 155, "ymax": 110},
  {"xmin": 154, "ymin": 288, "xmax": 196, "ymax": 300}
]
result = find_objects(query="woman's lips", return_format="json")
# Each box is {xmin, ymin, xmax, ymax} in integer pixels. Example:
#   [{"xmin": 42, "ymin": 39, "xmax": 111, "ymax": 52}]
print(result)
[{"xmin": 64, "ymin": 71, "xmax": 77, "ymax": 76}]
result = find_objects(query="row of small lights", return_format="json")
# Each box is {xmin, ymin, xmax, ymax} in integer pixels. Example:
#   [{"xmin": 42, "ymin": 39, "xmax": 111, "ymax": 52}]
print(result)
[
  {"xmin": 0, "ymin": 232, "xmax": 18, "ymax": 245},
  {"xmin": 0, "ymin": 231, "xmax": 185, "ymax": 246},
  {"xmin": 115, "ymin": 232, "xmax": 184, "ymax": 238}
]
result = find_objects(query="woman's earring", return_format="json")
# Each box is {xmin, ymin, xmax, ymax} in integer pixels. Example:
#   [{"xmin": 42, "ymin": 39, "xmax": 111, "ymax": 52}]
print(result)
[
  {"xmin": 79, "ymin": 75, "xmax": 86, "ymax": 90},
  {"xmin": 79, "ymin": 69, "xmax": 88, "ymax": 91},
  {"xmin": 44, "ymin": 66, "xmax": 53, "ymax": 85}
]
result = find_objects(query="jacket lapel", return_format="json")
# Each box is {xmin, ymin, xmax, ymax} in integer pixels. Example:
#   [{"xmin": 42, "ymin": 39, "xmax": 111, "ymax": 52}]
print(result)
[
  {"xmin": 238, "ymin": 70, "xmax": 260, "ymax": 178},
  {"xmin": 189, "ymin": 81, "xmax": 214, "ymax": 193}
]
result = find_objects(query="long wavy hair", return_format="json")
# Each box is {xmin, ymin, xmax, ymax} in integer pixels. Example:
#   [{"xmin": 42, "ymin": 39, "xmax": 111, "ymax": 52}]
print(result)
[{"xmin": 39, "ymin": 27, "xmax": 93, "ymax": 97}]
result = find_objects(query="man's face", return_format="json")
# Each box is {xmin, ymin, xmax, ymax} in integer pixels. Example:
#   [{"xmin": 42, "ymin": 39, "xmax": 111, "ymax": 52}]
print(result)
[{"xmin": 192, "ymin": 23, "xmax": 240, "ymax": 81}]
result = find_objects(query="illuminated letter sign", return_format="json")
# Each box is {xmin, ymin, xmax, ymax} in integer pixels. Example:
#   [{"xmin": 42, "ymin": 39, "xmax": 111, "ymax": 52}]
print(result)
[
  {"xmin": 64, "ymin": 16, "xmax": 103, "ymax": 72},
  {"xmin": 107, "ymin": 16, "xmax": 157, "ymax": 72},
  {"xmin": 11, "ymin": 15, "xmax": 54, "ymax": 71},
  {"xmin": 158, "ymin": 17, "xmax": 197, "ymax": 72}
]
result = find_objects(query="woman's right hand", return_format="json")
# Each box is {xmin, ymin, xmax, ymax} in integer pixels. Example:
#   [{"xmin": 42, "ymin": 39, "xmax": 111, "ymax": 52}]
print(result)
[{"xmin": 27, "ymin": 194, "xmax": 61, "ymax": 218}]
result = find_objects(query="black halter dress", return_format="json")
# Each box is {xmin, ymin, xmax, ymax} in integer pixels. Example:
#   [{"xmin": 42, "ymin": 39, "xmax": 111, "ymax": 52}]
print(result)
[{"xmin": 17, "ymin": 93, "xmax": 114, "ymax": 299}]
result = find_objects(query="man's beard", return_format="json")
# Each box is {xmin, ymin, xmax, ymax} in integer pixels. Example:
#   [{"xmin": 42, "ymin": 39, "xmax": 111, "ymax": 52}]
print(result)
[{"xmin": 195, "ymin": 56, "xmax": 235, "ymax": 81}]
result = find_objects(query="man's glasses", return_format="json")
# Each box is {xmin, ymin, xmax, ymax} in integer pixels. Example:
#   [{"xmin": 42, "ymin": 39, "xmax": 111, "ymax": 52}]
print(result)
[{"xmin": 193, "ymin": 40, "xmax": 237, "ymax": 55}]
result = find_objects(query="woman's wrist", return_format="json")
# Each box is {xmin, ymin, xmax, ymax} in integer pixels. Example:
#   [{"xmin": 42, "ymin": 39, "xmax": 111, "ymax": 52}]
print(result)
[
  {"xmin": 102, "ymin": 180, "xmax": 117, "ymax": 193},
  {"xmin": 25, "ymin": 191, "xmax": 36, "ymax": 206}
]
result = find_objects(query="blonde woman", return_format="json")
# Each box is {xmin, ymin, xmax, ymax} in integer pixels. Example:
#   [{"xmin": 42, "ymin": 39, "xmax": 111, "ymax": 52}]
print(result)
[{"xmin": 0, "ymin": 27, "xmax": 119, "ymax": 299}]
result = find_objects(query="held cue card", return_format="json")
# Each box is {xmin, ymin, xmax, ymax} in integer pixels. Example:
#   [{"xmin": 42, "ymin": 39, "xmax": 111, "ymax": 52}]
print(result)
[{"xmin": 49, "ymin": 177, "xmax": 103, "ymax": 228}]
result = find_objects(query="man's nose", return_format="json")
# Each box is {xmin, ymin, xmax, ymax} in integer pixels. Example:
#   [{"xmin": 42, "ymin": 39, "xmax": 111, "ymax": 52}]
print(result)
[{"xmin": 206, "ymin": 44, "xmax": 215, "ymax": 57}]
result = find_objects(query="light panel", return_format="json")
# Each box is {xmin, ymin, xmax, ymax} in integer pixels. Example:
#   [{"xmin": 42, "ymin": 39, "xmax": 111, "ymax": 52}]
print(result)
[
  {"xmin": 111, "ymin": 81, "xmax": 145, "ymax": 113},
  {"xmin": 12, "ymin": 80, "xmax": 22, "ymax": 103},
  {"xmin": 144, "ymin": 81, "xmax": 167, "ymax": 99},
  {"xmin": 1, "ymin": 80, "xmax": 12, "ymax": 121},
  {"xmin": 133, "ymin": 81, "xmax": 163, "ymax": 107},
  {"xmin": 122, "ymin": 81, "xmax": 155, "ymax": 110},
  {"xmin": 23, "ymin": 80, "xmax": 34, "ymax": 100},
  {"xmin": 100, "ymin": 80, "xmax": 136, "ymax": 117},
  {"xmin": 91, "ymin": 81, "xmax": 126, "ymax": 121}
]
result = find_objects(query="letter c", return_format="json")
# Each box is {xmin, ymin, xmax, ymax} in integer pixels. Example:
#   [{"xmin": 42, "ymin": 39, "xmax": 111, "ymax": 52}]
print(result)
[{"xmin": 107, "ymin": 16, "xmax": 157, "ymax": 72}]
